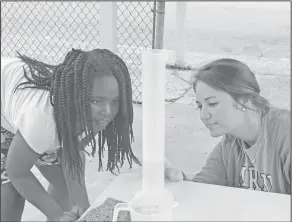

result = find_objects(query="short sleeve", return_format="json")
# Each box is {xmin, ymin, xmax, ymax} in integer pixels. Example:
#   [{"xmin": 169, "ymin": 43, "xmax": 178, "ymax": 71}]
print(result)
[
  {"xmin": 277, "ymin": 113, "xmax": 291, "ymax": 192},
  {"xmin": 283, "ymin": 149, "xmax": 291, "ymax": 191},
  {"xmin": 282, "ymin": 128, "xmax": 291, "ymax": 188},
  {"xmin": 14, "ymin": 102, "xmax": 60, "ymax": 154},
  {"xmin": 192, "ymin": 137, "xmax": 227, "ymax": 186}
]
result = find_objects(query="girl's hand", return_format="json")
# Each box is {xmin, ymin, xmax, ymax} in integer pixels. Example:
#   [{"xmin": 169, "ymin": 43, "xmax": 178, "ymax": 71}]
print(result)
[
  {"xmin": 165, "ymin": 168, "xmax": 184, "ymax": 182},
  {"xmin": 74, "ymin": 202, "xmax": 90, "ymax": 218},
  {"xmin": 164, "ymin": 158, "xmax": 184, "ymax": 182},
  {"xmin": 56, "ymin": 206, "xmax": 80, "ymax": 222},
  {"xmin": 50, "ymin": 207, "xmax": 79, "ymax": 222},
  {"xmin": 59, "ymin": 213, "xmax": 78, "ymax": 222}
]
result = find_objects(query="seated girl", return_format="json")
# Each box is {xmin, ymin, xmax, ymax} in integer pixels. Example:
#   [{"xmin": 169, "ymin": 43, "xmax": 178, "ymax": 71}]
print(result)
[{"xmin": 180, "ymin": 58, "xmax": 290, "ymax": 195}]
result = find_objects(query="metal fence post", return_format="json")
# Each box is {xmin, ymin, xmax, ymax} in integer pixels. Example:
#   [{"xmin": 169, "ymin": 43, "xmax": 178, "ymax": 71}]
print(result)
[
  {"xmin": 154, "ymin": 1, "xmax": 165, "ymax": 49},
  {"xmin": 100, "ymin": 2, "xmax": 117, "ymax": 53},
  {"xmin": 151, "ymin": 1, "xmax": 157, "ymax": 49},
  {"xmin": 175, "ymin": 2, "xmax": 187, "ymax": 66}
]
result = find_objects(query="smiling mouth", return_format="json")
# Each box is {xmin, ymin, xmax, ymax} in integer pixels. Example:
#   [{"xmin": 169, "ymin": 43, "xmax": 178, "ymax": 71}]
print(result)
[
  {"xmin": 90, "ymin": 121, "xmax": 112, "ymax": 135},
  {"xmin": 95, "ymin": 120, "xmax": 110, "ymax": 129},
  {"xmin": 79, "ymin": 120, "xmax": 110, "ymax": 139}
]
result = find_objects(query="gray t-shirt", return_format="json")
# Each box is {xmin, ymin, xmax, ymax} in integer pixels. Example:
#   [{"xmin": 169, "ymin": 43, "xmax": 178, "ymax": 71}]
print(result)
[{"xmin": 187, "ymin": 107, "xmax": 290, "ymax": 195}]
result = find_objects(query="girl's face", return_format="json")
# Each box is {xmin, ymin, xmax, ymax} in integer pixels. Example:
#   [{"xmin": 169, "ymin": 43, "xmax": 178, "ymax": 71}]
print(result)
[
  {"xmin": 77, "ymin": 75, "xmax": 120, "ymax": 138},
  {"xmin": 195, "ymin": 81, "xmax": 245, "ymax": 137},
  {"xmin": 91, "ymin": 75, "xmax": 120, "ymax": 133}
]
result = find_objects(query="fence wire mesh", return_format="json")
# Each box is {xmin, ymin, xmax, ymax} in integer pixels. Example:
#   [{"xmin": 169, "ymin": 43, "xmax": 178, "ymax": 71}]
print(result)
[
  {"xmin": 1, "ymin": 2, "xmax": 101, "ymax": 63},
  {"xmin": 1, "ymin": 1, "xmax": 155, "ymax": 103},
  {"xmin": 116, "ymin": 2, "xmax": 154, "ymax": 103}
]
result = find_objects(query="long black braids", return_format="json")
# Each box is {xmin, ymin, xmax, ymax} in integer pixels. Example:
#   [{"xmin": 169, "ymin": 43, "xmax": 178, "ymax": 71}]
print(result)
[
  {"xmin": 86, "ymin": 49, "xmax": 141, "ymax": 171},
  {"xmin": 102, "ymin": 49, "xmax": 139, "ymax": 169},
  {"xmin": 15, "ymin": 48, "xmax": 141, "ymax": 182}
]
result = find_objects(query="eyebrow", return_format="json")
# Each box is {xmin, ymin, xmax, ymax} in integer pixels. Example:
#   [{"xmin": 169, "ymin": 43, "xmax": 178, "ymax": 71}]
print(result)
[{"xmin": 195, "ymin": 96, "xmax": 216, "ymax": 104}]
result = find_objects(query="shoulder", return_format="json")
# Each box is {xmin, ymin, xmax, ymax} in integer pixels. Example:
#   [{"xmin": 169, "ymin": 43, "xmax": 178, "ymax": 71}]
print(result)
[
  {"xmin": 1, "ymin": 57, "xmax": 24, "ymax": 72},
  {"xmin": 265, "ymin": 106, "xmax": 290, "ymax": 123},
  {"xmin": 1, "ymin": 56, "xmax": 29, "ymax": 86},
  {"xmin": 264, "ymin": 107, "xmax": 290, "ymax": 155},
  {"xmin": 1, "ymin": 56, "xmax": 21, "ymax": 65},
  {"xmin": 264, "ymin": 107, "xmax": 290, "ymax": 141},
  {"xmin": 14, "ymin": 96, "xmax": 60, "ymax": 154}
]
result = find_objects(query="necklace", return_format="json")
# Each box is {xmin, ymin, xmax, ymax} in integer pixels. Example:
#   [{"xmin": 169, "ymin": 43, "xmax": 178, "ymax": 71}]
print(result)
[
  {"xmin": 241, "ymin": 140, "xmax": 257, "ymax": 164},
  {"xmin": 242, "ymin": 111, "xmax": 264, "ymax": 165}
]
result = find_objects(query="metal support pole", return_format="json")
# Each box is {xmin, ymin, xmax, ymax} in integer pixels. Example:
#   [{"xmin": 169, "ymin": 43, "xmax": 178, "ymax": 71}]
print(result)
[
  {"xmin": 100, "ymin": 2, "xmax": 117, "ymax": 53},
  {"xmin": 176, "ymin": 2, "xmax": 187, "ymax": 65},
  {"xmin": 154, "ymin": 1, "xmax": 165, "ymax": 49},
  {"xmin": 151, "ymin": 1, "xmax": 157, "ymax": 49}
]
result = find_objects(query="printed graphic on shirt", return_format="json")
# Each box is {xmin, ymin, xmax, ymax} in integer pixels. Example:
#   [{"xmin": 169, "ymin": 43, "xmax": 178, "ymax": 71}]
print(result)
[{"xmin": 239, "ymin": 164, "xmax": 273, "ymax": 192}]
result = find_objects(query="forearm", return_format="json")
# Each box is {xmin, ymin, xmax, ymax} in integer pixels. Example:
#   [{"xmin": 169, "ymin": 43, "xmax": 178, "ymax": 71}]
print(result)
[
  {"xmin": 10, "ymin": 171, "xmax": 63, "ymax": 220},
  {"xmin": 66, "ymin": 175, "xmax": 89, "ymax": 206},
  {"xmin": 62, "ymin": 151, "xmax": 89, "ymax": 207},
  {"xmin": 184, "ymin": 168, "xmax": 227, "ymax": 185}
]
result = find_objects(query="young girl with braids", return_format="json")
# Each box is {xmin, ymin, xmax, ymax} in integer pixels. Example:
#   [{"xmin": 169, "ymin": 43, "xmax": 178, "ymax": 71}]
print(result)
[{"xmin": 1, "ymin": 48, "xmax": 142, "ymax": 221}]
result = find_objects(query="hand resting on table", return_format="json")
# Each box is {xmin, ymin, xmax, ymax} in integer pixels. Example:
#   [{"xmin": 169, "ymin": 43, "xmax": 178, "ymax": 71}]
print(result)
[{"xmin": 164, "ymin": 158, "xmax": 184, "ymax": 182}]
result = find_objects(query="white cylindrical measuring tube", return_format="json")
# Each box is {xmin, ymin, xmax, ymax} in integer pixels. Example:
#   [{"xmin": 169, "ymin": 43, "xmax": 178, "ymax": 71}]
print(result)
[{"xmin": 141, "ymin": 49, "xmax": 168, "ymax": 194}]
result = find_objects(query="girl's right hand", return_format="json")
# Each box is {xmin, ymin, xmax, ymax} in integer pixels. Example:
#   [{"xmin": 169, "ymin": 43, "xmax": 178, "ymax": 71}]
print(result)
[
  {"xmin": 61, "ymin": 206, "xmax": 81, "ymax": 221},
  {"xmin": 59, "ymin": 213, "xmax": 78, "ymax": 222},
  {"xmin": 53, "ymin": 206, "xmax": 80, "ymax": 222}
]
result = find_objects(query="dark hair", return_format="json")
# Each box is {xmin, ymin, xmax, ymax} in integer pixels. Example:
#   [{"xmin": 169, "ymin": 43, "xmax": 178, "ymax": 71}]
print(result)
[
  {"xmin": 15, "ymin": 48, "xmax": 141, "ymax": 181},
  {"xmin": 192, "ymin": 58, "xmax": 270, "ymax": 114}
]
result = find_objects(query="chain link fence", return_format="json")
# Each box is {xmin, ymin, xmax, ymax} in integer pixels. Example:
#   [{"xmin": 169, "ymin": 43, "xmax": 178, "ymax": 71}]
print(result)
[
  {"xmin": 116, "ymin": 2, "xmax": 155, "ymax": 103},
  {"xmin": 1, "ymin": 1, "xmax": 155, "ymax": 103}
]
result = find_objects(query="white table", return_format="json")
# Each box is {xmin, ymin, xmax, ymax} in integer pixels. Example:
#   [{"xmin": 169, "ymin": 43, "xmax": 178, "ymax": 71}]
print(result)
[{"xmin": 81, "ymin": 169, "xmax": 290, "ymax": 221}]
